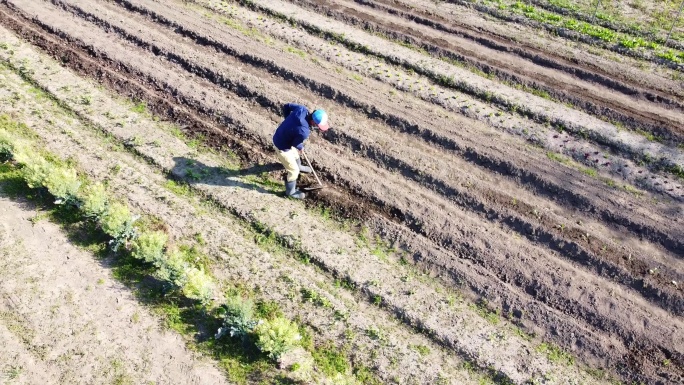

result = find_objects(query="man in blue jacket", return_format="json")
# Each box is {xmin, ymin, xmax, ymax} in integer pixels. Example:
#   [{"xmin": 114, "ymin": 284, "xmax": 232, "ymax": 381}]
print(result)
[{"xmin": 273, "ymin": 103, "xmax": 330, "ymax": 199}]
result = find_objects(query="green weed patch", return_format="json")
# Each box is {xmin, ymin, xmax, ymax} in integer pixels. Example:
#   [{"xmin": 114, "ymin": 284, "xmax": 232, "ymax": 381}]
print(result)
[{"xmin": 498, "ymin": 1, "xmax": 684, "ymax": 65}]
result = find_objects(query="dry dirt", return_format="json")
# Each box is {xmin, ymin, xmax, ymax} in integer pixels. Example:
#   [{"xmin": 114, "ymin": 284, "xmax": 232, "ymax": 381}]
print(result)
[
  {"xmin": 0, "ymin": 0, "xmax": 683, "ymax": 384},
  {"xmin": 0, "ymin": 195, "xmax": 229, "ymax": 385}
]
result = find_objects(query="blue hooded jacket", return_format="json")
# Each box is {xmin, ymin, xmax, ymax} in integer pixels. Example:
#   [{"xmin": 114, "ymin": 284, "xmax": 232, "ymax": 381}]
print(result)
[{"xmin": 273, "ymin": 104, "xmax": 310, "ymax": 151}]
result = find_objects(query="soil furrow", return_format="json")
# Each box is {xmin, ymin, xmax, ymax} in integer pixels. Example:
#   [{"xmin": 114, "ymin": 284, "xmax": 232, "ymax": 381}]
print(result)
[
  {"xmin": 241, "ymin": 0, "xmax": 684, "ymax": 178},
  {"xmin": 48, "ymin": 0, "xmax": 684, "ymax": 318},
  {"xmin": 362, "ymin": 0, "xmax": 684, "ymax": 102},
  {"xmin": 0, "ymin": 28, "xmax": 600, "ymax": 384},
  {"xmin": 2, "ymin": 0, "xmax": 680, "ymax": 380},
  {"xmin": 0, "ymin": 67, "xmax": 481, "ymax": 385},
  {"xmin": 110, "ymin": 0, "xmax": 684, "ymax": 259},
  {"xmin": 288, "ymin": 0, "xmax": 684, "ymax": 143}
]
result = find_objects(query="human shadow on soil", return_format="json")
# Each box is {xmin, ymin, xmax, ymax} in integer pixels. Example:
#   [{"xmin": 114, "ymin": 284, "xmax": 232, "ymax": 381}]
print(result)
[{"xmin": 171, "ymin": 157, "xmax": 283, "ymax": 195}]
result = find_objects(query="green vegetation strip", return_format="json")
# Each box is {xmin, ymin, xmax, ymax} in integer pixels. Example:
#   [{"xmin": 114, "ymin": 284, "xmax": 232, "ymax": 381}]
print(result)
[
  {"xmin": 528, "ymin": 0, "xmax": 684, "ymax": 44},
  {"xmin": 479, "ymin": 0, "xmax": 684, "ymax": 66}
]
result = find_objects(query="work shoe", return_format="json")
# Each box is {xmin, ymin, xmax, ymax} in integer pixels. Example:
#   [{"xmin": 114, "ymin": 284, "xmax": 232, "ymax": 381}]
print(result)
[
  {"xmin": 285, "ymin": 180, "xmax": 305, "ymax": 199},
  {"xmin": 296, "ymin": 158, "xmax": 312, "ymax": 173}
]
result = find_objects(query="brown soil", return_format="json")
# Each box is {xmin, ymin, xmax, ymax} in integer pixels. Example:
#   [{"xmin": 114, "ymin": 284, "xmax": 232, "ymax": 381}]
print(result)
[
  {"xmin": 0, "ymin": 196, "xmax": 228, "ymax": 385},
  {"xmin": 288, "ymin": 0, "xmax": 684, "ymax": 142},
  {"xmin": 1, "ymin": 0, "xmax": 683, "ymax": 383}
]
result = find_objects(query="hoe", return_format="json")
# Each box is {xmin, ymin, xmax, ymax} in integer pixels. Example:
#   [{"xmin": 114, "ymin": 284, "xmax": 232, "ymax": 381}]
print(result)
[{"xmin": 301, "ymin": 151, "xmax": 325, "ymax": 192}]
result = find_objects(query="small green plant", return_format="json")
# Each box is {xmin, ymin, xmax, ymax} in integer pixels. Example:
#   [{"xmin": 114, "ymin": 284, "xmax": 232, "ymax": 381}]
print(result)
[
  {"xmin": 44, "ymin": 166, "xmax": 81, "ymax": 205},
  {"xmin": 187, "ymin": 139, "xmax": 201, "ymax": 150},
  {"xmin": 312, "ymin": 344, "xmax": 350, "ymax": 376},
  {"xmin": 0, "ymin": 131, "xmax": 13, "ymax": 162},
  {"xmin": 131, "ymin": 101, "xmax": 146, "ymax": 113},
  {"xmin": 255, "ymin": 300, "xmax": 282, "ymax": 320},
  {"xmin": 16, "ymin": 151, "xmax": 52, "ymax": 189},
  {"xmin": 28, "ymin": 212, "xmax": 48, "ymax": 225},
  {"xmin": 536, "ymin": 342, "xmax": 575, "ymax": 366},
  {"xmin": 513, "ymin": 326, "xmax": 533, "ymax": 341},
  {"xmin": 470, "ymin": 299, "xmax": 501, "ymax": 325},
  {"xmin": 79, "ymin": 182, "xmax": 108, "ymax": 219},
  {"xmin": 301, "ymin": 288, "xmax": 332, "ymax": 308},
  {"xmin": 285, "ymin": 46, "xmax": 307, "ymax": 58},
  {"xmin": 412, "ymin": 344, "xmax": 430, "ymax": 357},
  {"xmin": 12, "ymin": 145, "xmax": 81, "ymax": 206},
  {"xmin": 254, "ymin": 317, "xmax": 302, "ymax": 360},
  {"xmin": 132, "ymin": 230, "xmax": 168, "ymax": 264},
  {"xmin": 366, "ymin": 326, "xmax": 385, "ymax": 341},
  {"xmin": 546, "ymin": 151, "xmax": 569, "ymax": 164},
  {"xmin": 155, "ymin": 248, "xmax": 189, "ymax": 289},
  {"xmin": 2, "ymin": 365, "xmax": 22, "ymax": 380},
  {"xmin": 216, "ymin": 296, "xmax": 258, "ymax": 342},
  {"xmin": 620, "ymin": 37, "xmax": 647, "ymax": 49},
  {"xmin": 581, "ymin": 167, "xmax": 598, "ymax": 177},
  {"xmin": 182, "ymin": 266, "xmax": 214, "ymax": 304},
  {"xmin": 657, "ymin": 49, "xmax": 679, "ymax": 62},
  {"xmin": 185, "ymin": 168, "xmax": 203, "ymax": 181},
  {"xmin": 353, "ymin": 365, "xmax": 382, "ymax": 385},
  {"xmin": 100, "ymin": 202, "xmax": 138, "ymax": 251}
]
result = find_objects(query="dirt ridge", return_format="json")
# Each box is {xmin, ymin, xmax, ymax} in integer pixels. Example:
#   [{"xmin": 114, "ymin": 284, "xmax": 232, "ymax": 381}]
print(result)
[
  {"xmin": 109, "ymin": 0, "xmax": 684, "ymax": 258},
  {"xmin": 1, "ymin": 1, "xmax": 684, "ymax": 382},
  {"xmin": 358, "ymin": 0, "xmax": 684, "ymax": 103},
  {"xmin": 289, "ymin": 0, "xmax": 684, "ymax": 144},
  {"xmin": 47, "ymin": 0, "xmax": 684, "ymax": 318}
]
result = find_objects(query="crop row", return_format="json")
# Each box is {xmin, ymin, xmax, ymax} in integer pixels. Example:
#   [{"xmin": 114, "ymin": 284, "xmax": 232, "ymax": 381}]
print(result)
[
  {"xmin": 447, "ymin": 0, "xmax": 684, "ymax": 68},
  {"xmin": 522, "ymin": 0, "xmax": 684, "ymax": 45}
]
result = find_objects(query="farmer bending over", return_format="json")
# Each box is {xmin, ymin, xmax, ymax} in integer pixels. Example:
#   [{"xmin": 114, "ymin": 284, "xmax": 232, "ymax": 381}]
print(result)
[{"xmin": 272, "ymin": 103, "xmax": 330, "ymax": 199}]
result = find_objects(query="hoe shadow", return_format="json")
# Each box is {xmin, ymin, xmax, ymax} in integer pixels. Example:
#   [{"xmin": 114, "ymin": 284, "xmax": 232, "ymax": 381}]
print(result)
[{"xmin": 170, "ymin": 157, "xmax": 282, "ymax": 195}]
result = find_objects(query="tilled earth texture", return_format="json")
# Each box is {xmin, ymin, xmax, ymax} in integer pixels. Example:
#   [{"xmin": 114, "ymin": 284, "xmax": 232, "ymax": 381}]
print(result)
[{"xmin": 0, "ymin": 0, "xmax": 683, "ymax": 384}]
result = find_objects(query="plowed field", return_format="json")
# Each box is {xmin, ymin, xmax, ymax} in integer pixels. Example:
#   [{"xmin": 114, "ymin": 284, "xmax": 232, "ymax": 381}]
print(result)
[{"xmin": 0, "ymin": 0, "xmax": 682, "ymax": 384}]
